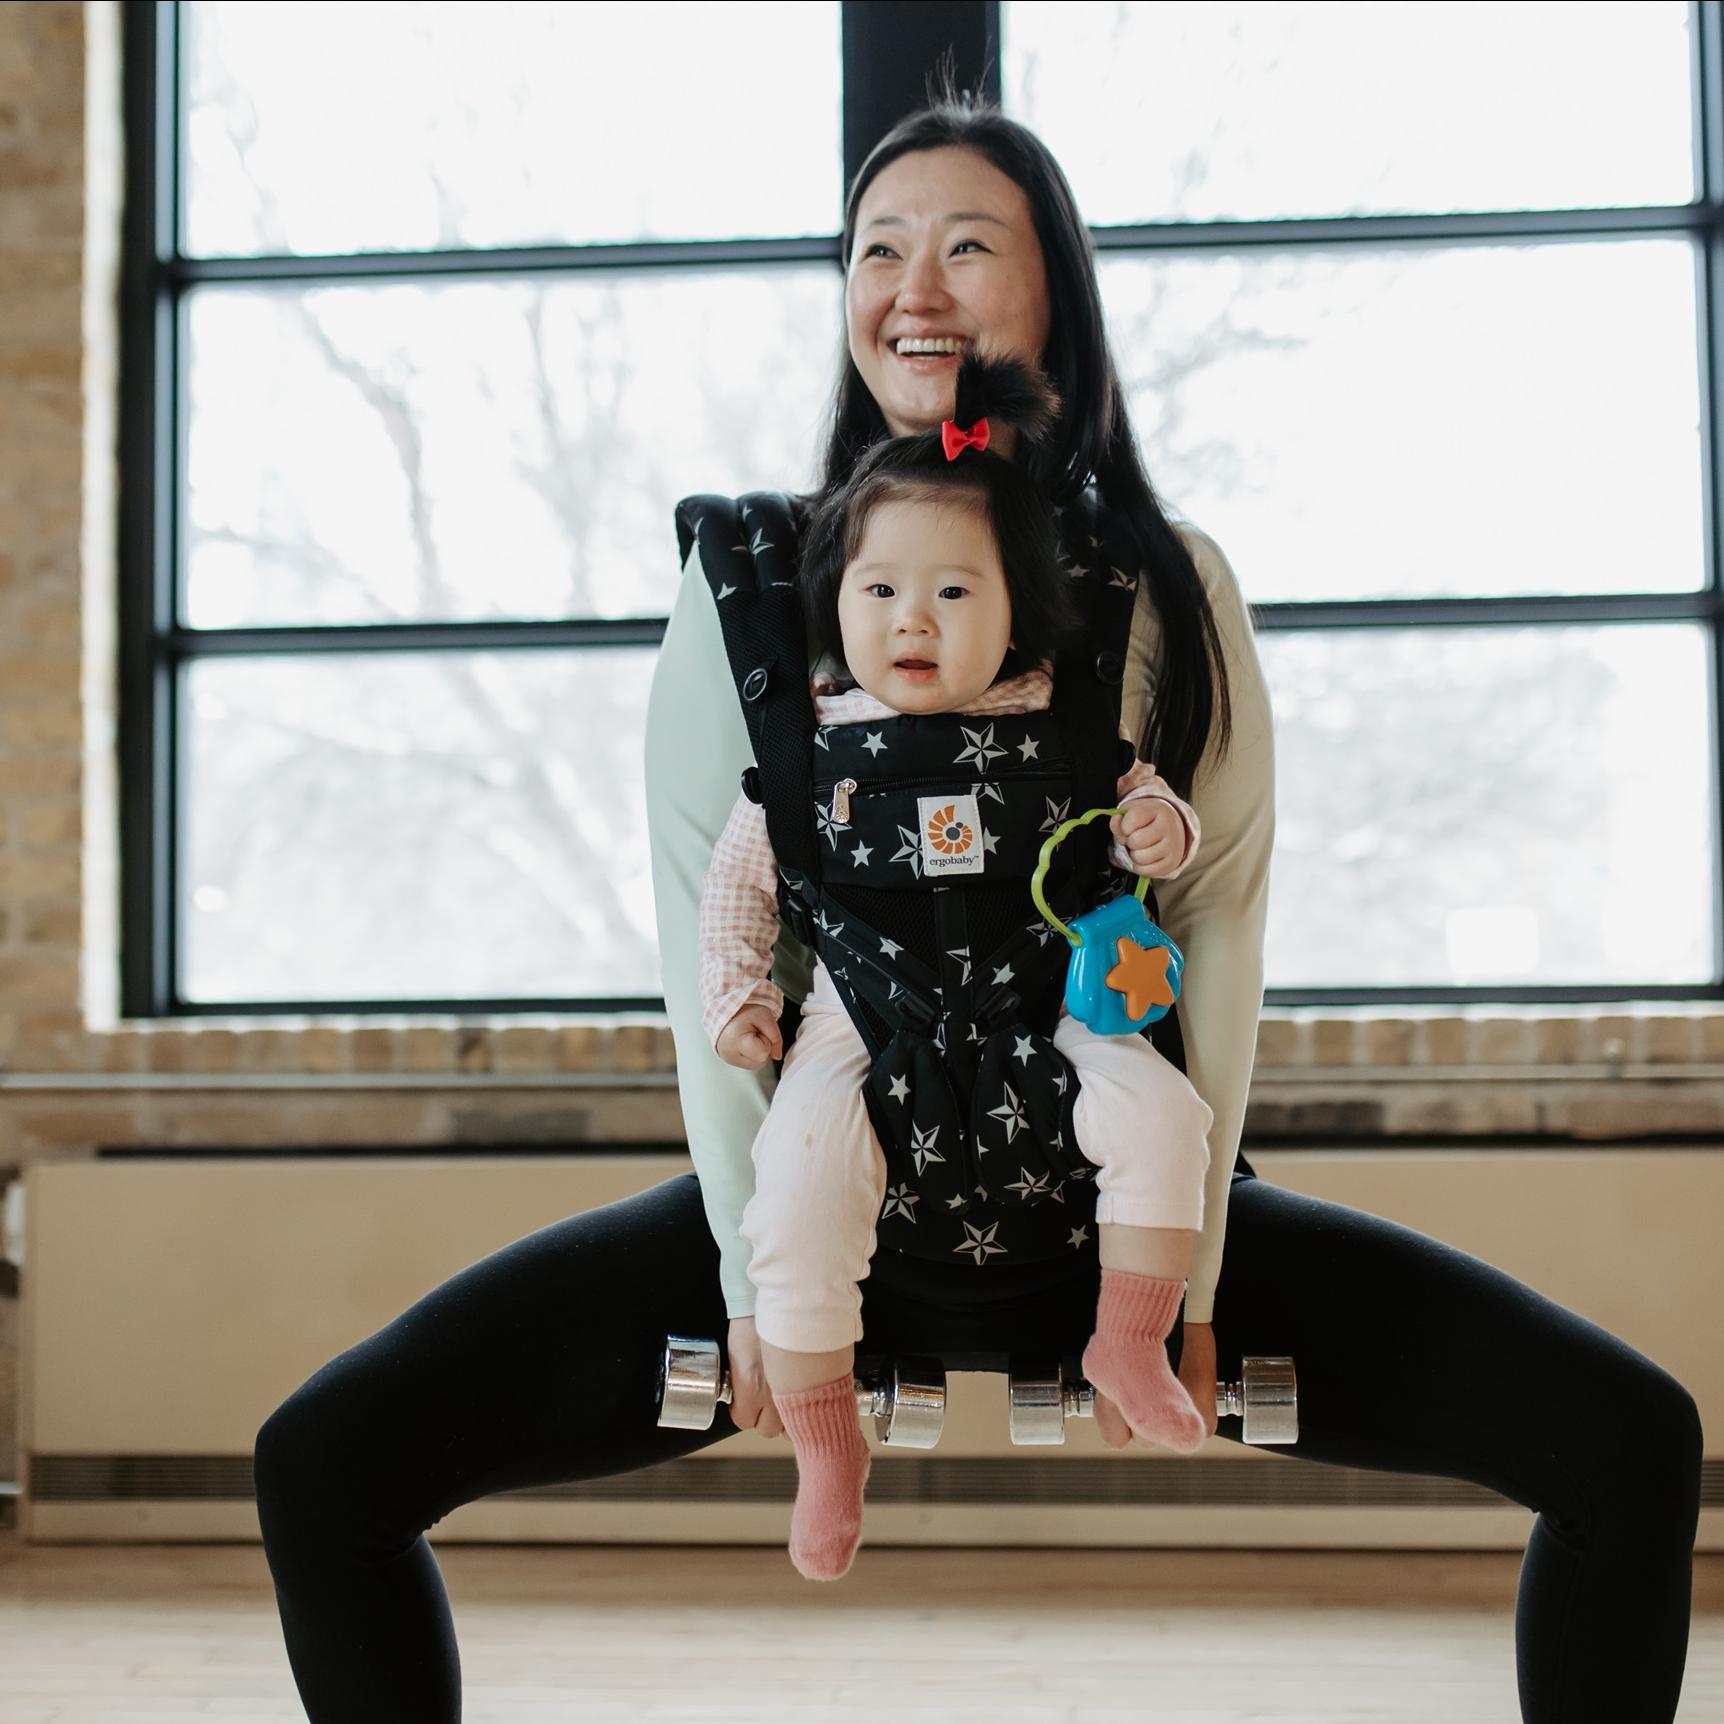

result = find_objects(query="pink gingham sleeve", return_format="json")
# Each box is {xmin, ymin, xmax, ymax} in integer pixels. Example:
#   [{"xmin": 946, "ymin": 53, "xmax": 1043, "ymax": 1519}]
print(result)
[
  {"xmin": 1110, "ymin": 733, "xmax": 1201, "ymax": 881},
  {"xmin": 697, "ymin": 791, "xmax": 787, "ymax": 1049}
]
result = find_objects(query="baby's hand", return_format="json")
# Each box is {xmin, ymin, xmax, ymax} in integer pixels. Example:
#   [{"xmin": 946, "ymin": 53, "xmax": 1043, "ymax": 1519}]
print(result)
[
  {"xmin": 717, "ymin": 1004, "xmax": 784, "ymax": 1071},
  {"xmin": 1110, "ymin": 798, "xmax": 1187, "ymax": 878}
]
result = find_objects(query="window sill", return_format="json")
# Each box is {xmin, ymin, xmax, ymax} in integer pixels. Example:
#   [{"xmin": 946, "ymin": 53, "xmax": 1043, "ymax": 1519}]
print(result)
[{"xmin": 0, "ymin": 1002, "xmax": 1720, "ymax": 1085}]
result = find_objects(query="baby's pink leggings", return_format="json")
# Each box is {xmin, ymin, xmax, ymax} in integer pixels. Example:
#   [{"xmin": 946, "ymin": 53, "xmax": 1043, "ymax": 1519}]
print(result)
[{"xmin": 739, "ymin": 959, "xmax": 1214, "ymax": 1354}]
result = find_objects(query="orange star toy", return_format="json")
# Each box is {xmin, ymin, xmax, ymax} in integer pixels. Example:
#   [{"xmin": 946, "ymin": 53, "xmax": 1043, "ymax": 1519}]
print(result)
[{"xmin": 1104, "ymin": 935, "xmax": 1177, "ymax": 1022}]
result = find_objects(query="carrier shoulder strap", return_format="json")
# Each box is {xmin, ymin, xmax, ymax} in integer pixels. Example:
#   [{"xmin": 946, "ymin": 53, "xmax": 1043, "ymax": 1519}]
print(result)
[
  {"xmin": 1064, "ymin": 484, "xmax": 1192, "ymax": 1074},
  {"xmin": 1042, "ymin": 485, "xmax": 1144, "ymax": 888},
  {"xmin": 674, "ymin": 491, "xmax": 818, "ymax": 879}
]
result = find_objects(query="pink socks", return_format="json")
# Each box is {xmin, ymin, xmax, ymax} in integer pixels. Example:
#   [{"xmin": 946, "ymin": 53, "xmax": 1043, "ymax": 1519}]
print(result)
[
  {"xmin": 775, "ymin": 1374, "xmax": 872, "ymax": 1580},
  {"xmin": 1081, "ymin": 1267, "xmax": 1208, "ymax": 1454},
  {"xmin": 772, "ymin": 1274, "xmax": 1199, "ymax": 1581}
]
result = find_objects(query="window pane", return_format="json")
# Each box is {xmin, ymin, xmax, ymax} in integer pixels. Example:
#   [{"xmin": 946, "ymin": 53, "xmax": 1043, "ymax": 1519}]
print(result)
[
  {"xmin": 1104, "ymin": 237, "xmax": 1702, "ymax": 601},
  {"xmin": 1005, "ymin": 1, "xmax": 1693, "ymax": 225},
  {"xmin": 182, "ymin": 267, "xmax": 840, "ymax": 628},
  {"xmin": 182, "ymin": 1, "xmax": 843, "ymax": 254},
  {"xmin": 1262, "ymin": 623, "xmax": 1715, "ymax": 991},
  {"xmin": 182, "ymin": 650, "xmax": 658, "ymax": 1004}
]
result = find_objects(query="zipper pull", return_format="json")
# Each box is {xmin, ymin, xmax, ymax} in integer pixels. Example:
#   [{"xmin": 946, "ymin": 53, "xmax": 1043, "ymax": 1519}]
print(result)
[{"xmin": 830, "ymin": 777, "xmax": 858, "ymax": 824}]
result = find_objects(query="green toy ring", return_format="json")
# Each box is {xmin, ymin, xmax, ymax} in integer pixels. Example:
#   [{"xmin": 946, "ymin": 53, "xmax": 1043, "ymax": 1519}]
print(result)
[{"xmin": 1030, "ymin": 806, "xmax": 1149, "ymax": 947}]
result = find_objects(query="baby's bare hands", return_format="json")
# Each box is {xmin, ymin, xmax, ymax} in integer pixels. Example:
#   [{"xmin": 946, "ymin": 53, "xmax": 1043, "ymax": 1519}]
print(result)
[
  {"xmin": 717, "ymin": 1004, "xmax": 783, "ymax": 1070},
  {"xmin": 1111, "ymin": 799, "xmax": 1186, "ymax": 878}
]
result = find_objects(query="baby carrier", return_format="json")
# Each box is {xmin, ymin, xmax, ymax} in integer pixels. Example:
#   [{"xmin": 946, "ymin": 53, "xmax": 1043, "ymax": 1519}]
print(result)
[{"xmin": 675, "ymin": 486, "xmax": 1191, "ymax": 1270}]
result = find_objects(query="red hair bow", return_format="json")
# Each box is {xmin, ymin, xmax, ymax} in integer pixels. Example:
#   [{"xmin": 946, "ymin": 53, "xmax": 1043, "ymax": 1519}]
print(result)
[{"xmin": 941, "ymin": 416, "xmax": 990, "ymax": 461}]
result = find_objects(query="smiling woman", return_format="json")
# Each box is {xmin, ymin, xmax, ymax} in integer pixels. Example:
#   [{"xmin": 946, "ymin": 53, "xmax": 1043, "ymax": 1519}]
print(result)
[{"xmin": 253, "ymin": 70, "xmax": 1705, "ymax": 1724}]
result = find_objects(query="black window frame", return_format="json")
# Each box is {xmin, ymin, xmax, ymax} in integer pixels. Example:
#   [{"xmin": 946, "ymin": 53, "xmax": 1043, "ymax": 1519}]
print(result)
[
  {"xmin": 118, "ymin": 0, "xmax": 997, "ymax": 1018},
  {"xmin": 1036, "ymin": 0, "xmax": 1722, "ymax": 1008},
  {"xmin": 120, "ymin": 0, "xmax": 1722, "ymax": 1017}
]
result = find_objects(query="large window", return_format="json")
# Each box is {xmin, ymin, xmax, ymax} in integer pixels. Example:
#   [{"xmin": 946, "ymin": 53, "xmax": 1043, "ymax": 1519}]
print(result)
[
  {"xmin": 1006, "ymin": 0, "xmax": 1719, "ymax": 1004},
  {"xmin": 124, "ymin": 1, "xmax": 1723, "ymax": 1014},
  {"xmin": 125, "ymin": 0, "xmax": 849, "ymax": 1013}
]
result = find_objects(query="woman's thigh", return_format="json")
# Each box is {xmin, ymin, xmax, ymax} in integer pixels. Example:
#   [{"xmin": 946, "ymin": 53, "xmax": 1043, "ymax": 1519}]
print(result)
[
  {"xmin": 254, "ymin": 1170, "xmax": 739, "ymax": 1544},
  {"xmin": 1210, "ymin": 1174, "xmax": 1703, "ymax": 1722},
  {"xmin": 1209, "ymin": 1173, "xmax": 1702, "ymax": 1513}
]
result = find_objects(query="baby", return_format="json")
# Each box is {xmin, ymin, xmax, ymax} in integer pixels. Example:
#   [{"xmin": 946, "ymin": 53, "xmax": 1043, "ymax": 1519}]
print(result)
[{"xmin": 697, "ymin": 354, "xmax": 1216, "ymax": 1581}]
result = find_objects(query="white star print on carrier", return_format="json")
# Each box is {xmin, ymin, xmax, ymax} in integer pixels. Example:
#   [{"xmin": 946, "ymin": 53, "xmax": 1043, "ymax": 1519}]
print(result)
[{"xmin": 735, "ymin": 956, "xmax": 1214, "ymax": 1347}]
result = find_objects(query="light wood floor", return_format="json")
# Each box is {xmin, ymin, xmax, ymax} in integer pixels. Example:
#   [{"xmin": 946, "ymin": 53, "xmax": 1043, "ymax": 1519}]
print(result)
[{"xmin": 0, "ymin": 1531, "xmax": 1719, "ymax": 1722}]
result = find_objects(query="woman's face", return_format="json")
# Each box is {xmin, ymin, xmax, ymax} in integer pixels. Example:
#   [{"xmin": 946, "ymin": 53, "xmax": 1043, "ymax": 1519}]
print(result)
[{"xmin": 846, "ymin": 145, "xmax": 1052, "ymax": 439}]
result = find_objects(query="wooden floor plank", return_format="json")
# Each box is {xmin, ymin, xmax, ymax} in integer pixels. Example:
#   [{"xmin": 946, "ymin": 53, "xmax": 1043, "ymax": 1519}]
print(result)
[{"xmin": 0, "ymin": 1533, "xmax": 1718, "ymax": 1721}]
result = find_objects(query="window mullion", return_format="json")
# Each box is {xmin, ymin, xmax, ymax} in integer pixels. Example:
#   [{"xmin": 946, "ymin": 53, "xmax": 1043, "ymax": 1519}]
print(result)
[{"xmin": 840, "ymin": 0, "xmax": 996, "ymax": 192}]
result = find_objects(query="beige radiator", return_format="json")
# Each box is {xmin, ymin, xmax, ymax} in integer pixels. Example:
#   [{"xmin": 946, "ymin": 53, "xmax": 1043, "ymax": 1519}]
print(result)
[{"xmin": 18, "ymin": 1147, "xmax": 1723, "ymax": 1549}]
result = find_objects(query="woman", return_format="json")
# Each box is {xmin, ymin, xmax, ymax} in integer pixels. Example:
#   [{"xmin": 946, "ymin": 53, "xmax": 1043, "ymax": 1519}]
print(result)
[{"xmin": 253, "ymin": 95, "xmax": 1703, "ymax": 1723}]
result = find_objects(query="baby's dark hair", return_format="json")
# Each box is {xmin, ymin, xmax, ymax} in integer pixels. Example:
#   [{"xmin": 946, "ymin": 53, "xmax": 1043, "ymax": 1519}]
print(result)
[{"xmin": 799, "ymin": 350, "xmax": 1085, "ymax": 684}]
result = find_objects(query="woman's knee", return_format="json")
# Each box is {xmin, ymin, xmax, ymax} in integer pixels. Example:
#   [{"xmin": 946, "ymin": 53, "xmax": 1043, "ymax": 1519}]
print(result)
[
  {"xmin": 253, "ymin": 1401, "xmax": 321, "ymax": 1557},
  {"xmin": 1614, "ymin": 1358, "xmax": 1704, "ymax": 1521},
  {"xmin": 1538, "ymin": 1355, "xmax": 1706, "ymax": 1566},
  {"xmin": 252, "ymin": 1367, "xmax": 379, "ymax": 1545}
]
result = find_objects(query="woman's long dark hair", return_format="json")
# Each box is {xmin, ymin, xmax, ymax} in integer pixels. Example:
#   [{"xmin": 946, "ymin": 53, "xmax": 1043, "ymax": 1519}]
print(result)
[{"xmin": 816, "ymin": 81, "xmax": 1235, "ymax": 798}]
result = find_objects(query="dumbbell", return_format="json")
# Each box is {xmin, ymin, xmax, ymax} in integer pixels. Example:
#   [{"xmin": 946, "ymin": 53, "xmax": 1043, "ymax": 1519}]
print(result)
[
  {"xmin": 656, "ymin": 1333, "xmax": 948, "ymax": 1448},
  {"xmin": 1007, "ymin": 1354, "xmax": 1299, "ymax": 1446}
]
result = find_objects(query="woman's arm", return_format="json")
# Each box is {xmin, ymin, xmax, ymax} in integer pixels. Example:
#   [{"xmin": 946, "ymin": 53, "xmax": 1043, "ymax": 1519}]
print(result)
[
  {"xmin": 645, "ymin": 536, "xmax": 814, "ymax": 1320},
  {"xmin": 1123, "ymin": 523, "xmax": 1276, "ymax": 1325}
]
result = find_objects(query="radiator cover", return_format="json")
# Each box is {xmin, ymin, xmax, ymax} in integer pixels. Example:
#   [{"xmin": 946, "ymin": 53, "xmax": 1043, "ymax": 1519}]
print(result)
[{"xmin": 20, "ymin": 1147, "xmax": 1724, "ymax": 1548}]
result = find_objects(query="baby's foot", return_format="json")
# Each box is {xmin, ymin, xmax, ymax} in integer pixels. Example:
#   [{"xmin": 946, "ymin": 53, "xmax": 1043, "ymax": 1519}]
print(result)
[
  {"xmin": 1081, "ymin": 1269, "xmax": 1208, "ymax": 1455},
  {"xmin": 775, "ymin": 1375, "xmax": 872, "ymax": 1580}
]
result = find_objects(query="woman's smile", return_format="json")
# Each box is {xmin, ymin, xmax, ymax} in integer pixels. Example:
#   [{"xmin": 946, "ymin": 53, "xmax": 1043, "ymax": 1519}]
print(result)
[{"xmin": 889, "ymin": 334, "xmax": 968, "ymax": 375}]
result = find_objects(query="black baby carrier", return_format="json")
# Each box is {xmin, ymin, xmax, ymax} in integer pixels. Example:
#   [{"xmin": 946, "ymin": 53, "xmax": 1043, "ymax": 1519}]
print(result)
[{"xmin": 674, "ymin": 486, "xmax": 1191, "ymax": 1270}]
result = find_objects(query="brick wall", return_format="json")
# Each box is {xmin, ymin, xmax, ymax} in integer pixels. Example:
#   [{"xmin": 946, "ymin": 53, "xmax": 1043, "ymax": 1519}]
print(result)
[{"xmin": 1, "ymin": 1, "xmax": 1722, "ymax": 1501}]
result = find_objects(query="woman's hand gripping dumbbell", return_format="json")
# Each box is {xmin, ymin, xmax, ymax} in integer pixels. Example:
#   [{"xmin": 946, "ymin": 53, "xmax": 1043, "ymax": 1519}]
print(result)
[
  {"xmin": 657, "ymin": 1333, "xmax": 949, "ymax": 1447},
  {"xmin": 1008, "ymin": 1355, "xmax": 1298, "ymax": 1446}
]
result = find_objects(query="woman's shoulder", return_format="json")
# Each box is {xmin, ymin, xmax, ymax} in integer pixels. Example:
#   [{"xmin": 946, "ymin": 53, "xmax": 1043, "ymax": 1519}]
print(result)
[
  {"xmin": 1168, "ymin": 518, "xmax": 1236, "ymax": 593},
  {"xmin": 1123, "ymin": 517, "xmax": 1260, "ymax": 716},
  {"xmin": 1167, "ymin": 517, "xmax": 1256, "ymax": 635},
  {"xmin": 678, "ymin": 524, "xmax": 820, "ymax": 681}
]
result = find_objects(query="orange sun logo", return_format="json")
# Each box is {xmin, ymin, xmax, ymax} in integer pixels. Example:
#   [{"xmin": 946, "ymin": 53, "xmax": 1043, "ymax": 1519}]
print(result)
[{"xmin": 926, "ymin": 805, "xmax": 974, "ymax": 855}]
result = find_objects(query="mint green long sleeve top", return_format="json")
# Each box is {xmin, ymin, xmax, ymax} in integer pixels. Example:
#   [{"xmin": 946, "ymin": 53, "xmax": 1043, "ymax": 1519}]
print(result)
[{"xmin": 643, "ymin": 519, "xmax": 1276, "ymax": 1325}]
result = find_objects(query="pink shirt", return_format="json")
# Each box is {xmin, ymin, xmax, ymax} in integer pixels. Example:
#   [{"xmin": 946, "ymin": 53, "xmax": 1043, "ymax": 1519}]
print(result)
[{"xmin": 697, "ymin": 665, "xmax": 1201, "ymax": 1048}]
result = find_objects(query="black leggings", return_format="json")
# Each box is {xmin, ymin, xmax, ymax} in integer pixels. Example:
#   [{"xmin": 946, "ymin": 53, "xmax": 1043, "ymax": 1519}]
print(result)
[{"xmin": 253, "ymin": 1168, "xmax": 1702, "ymax": 1722}]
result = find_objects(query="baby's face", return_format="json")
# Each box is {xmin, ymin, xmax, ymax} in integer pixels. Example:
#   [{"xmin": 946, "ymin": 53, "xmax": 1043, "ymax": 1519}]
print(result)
[{"xmin": 836, "ymin": 495, "xmax": 1013, "ymax": 714}]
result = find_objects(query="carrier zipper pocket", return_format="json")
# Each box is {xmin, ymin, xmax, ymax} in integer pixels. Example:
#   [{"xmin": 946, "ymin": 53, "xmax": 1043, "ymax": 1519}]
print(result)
[{"xmin": 818, "ymin": 768, "xmax": 1069, "ymax": 809}]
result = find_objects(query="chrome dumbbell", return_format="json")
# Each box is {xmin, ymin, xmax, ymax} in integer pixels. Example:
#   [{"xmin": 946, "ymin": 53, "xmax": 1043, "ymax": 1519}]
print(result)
[
  {"xmin": 1007, "ymin": 1354, "xmax": 1299, "ymax": 1446},
  {"xmin": 656, "ymin": 1333, "xmax": 948, "ymax": 1448}
]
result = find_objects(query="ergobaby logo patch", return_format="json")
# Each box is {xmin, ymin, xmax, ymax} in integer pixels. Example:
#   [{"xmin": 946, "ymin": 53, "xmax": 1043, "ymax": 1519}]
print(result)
[{"xmin": 918, "ymin": 793, "xmax": 985, "ymax": 876}]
